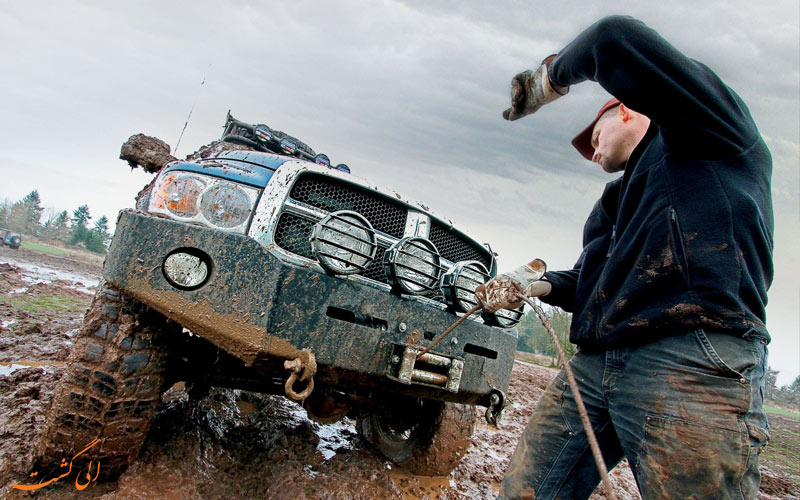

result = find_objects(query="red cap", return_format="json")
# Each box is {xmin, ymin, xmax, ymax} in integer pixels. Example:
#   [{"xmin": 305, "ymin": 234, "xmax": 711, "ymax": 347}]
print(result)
[{"xmin": 571, "ymin": 98, "xmax": 621, "ymax": 161}]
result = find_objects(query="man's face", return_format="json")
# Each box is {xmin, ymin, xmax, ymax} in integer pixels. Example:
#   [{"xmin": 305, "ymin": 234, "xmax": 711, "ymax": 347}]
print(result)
[{"xmin": 590, "ymin": 107, "xmax": 635, "ymax": 173}]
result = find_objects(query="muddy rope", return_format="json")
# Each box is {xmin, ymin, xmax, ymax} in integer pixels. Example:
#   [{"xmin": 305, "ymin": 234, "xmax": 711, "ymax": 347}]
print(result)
[
  {"xmin": 519, "ymin": 294, "xmax": 618, "ymax": 500},
  {"xmin": 417, "ymin": 292, "xmax": 617, "ymax": 498},
  {"xmin": 415, "ymin": 304, "xmax": 482, "ymax": 359}
]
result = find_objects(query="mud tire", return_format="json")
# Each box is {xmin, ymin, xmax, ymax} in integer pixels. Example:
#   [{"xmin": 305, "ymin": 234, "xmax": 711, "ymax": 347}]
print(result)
[
  {"xmin": 358, "ymin": 401, "xmax": 476, "ymax": 476},
  {"xmin": 37, "ymin": 283, "xmax": 178, "ymax": 478}
]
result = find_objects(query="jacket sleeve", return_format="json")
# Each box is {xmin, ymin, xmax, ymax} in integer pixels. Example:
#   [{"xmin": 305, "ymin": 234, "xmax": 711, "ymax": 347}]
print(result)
[
  {"xmin": 549, "ymin": 15, "xmax": 759, "ymax": 156},
  {"xmin": 541, "ymin": 266, "xmax": 580, "ymax": 312}
]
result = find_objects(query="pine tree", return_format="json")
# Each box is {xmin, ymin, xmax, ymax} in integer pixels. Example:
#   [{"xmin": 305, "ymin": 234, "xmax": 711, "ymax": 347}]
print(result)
[
  {"xmin": 8, "ymin": 190, "xmax": 44, "ymax": 234},
  {"xmin": 70, "ymin": 205, "xmax": 92, "ymax": 246},
  {"xmin": 93, "ymin": 216, "xmax": 111, "ymax": 245},
  {"xmin": 0, "ymin": 200, "xmax": 10, "ymax": 227}
]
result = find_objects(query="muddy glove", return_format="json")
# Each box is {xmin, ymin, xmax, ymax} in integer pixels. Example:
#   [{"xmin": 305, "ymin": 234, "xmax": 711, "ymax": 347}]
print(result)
[
  {"xmin": 502, "ymin": 55, "xmax": 568, "ymax": 121},
  {"xmin": 475, "ymin": 259, "xmax": 550, "ymax": 312}
]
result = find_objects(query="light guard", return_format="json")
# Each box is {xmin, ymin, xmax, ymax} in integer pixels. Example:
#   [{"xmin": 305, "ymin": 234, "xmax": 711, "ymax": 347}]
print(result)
[
  {"xmin": 383, "ymin": 237, "xmax": 443, "ymax": 295},
  {"xmin": 485, "ymin": 307, "xmax": 524, "ymax": 328},
  {"xmin": 441, "ymin": 261, "xmax": 490, "ymax": 312},
  {"xmin": 309, "ymin": 211, "xmax": 377, "ymax": 275}
]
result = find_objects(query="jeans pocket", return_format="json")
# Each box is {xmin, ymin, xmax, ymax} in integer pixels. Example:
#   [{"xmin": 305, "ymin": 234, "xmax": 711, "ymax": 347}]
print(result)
[
  {"xmin": 640, "ymin": 414, "xmax": 750, "ymax": 499},
  {"xmin": 693, "ymin": 330, "xmax": 759, "ymax": 381}
]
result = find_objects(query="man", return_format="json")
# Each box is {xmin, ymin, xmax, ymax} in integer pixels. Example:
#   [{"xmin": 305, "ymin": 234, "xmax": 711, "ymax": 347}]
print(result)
[{"xmin": 477, "ymin": 15, "xmax": 773, "ymax": 500}]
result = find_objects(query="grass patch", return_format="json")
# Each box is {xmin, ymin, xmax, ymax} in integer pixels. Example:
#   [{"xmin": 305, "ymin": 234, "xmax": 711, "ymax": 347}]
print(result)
[
  {"xmin": 21, "ymin": 240, "xmax": 71, "ymax": 256},
  {"xmin": 7, "ymin": 294, "xmax": 89, "ymax": 312},
  {"xmin": 515, "ymin": 351, "xmax": 559, "ymax": 368},
  {"xmin": 766, "ymin": 405, "xmax": 800, "ymax": 419},
  {"xmin": 760, "ymin": 420, "xmax": 800, "ymax": 471}
]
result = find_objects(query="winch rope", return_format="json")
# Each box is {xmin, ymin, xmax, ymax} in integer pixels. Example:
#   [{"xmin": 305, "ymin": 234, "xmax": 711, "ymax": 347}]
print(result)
[
  {"xmin": 415, "ymin": 304, "xmax": 482, "ymax": 359},
  {"xmin": 519, "ymin": 294, "xmax": 618, "ymax": 500},
  {"xmin": 418, "ymin": 296, "xmax": 617, "ymax": 499}
]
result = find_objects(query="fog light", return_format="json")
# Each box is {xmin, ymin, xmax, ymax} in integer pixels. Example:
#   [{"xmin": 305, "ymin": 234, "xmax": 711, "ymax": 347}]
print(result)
[
  {"xmin": 163, "ymin": 250, "xmax": 210, "ymax": 290},
  {"xmin": 441, "ymin": 261, "xmax": 490, "ymax": 312},
  {"xmin": 310, "ymin": 211, "xmax": 377, "ymax": 274},
  {"xmin": 383, "ymin": 237, "xmax": 442, "ymax": 295}
]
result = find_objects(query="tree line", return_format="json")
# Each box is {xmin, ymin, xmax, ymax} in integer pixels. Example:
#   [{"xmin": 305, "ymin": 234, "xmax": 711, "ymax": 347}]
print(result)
[
  {"xmin": 0, "ymin": 190, "xmax": 111, "ymax": 254},
  {"xmin": 515, "ymin": 305, "xmax": 576, "ymax": 364},
  {"xmin": 516, "ymin": 305, "xmax": 800, "ymax": 409}
]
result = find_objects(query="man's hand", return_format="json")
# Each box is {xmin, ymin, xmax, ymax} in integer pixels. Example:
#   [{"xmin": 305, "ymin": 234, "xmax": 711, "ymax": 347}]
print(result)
[
  {"xmin": 502, "ymin": 55, "xmax": 568, "ymax": 121},
  {"xmin": 475, "ymin": 259, "xmax": 551, "ymax": 312}
]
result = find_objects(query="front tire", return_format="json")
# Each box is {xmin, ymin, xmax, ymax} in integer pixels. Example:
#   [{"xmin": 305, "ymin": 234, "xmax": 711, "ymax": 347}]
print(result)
[
  {"xmin": 36, "ymin": 284, "xmax": 179, "ymax": 478},
  {"xmin": 358, "ymin": 399, "xmax": 476, "ymax": 476}
]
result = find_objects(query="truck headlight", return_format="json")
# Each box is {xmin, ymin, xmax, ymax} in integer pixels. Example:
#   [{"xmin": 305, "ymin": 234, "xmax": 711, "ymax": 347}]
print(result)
[
  {"xmin": 161, "ymin": 173, "xmax": 205, "ymax": 217},
  {"xmin": 149, "ymin": 171, "xmax": 259, "ymax": 233},
  {"xmin": 441, "ymin": 261, "xmax": 490, "ymax": 312},
  {"xmin": 383, "ymin": 237, "xmax": 442, "ymax": 295},
  {"xmin": 310, "ymin": 211, "xmax": 377, "ymax": 274},
  {"xmin": 200, "ymin": 183, "xmax": 252, "ymax": 229}
]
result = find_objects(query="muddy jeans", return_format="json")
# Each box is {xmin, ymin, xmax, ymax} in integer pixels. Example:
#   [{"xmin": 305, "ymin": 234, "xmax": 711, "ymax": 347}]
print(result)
[{"xmin": 498, "ymin": 329, "xmax": 769, "ymax": 500}]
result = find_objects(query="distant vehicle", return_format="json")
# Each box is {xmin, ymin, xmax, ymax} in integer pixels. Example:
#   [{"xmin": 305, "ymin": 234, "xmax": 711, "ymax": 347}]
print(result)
[
  {"xmin": 37, "ymin": 112, "xmax": 518, "ymax": 479},
  {"xmin": 0, "ymin": 229, "xmax": 21, "ymax": 249}
]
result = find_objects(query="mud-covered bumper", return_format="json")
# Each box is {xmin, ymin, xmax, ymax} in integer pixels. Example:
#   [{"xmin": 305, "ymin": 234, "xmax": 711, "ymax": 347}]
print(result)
[{"xmin": 104, "ymin": 211, "xmax": 516, "ymax": 405}]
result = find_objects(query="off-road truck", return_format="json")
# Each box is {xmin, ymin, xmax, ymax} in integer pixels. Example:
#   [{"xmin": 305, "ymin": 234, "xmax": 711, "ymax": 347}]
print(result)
[
  {"xmin": 0, "ymin": 229, "xmax": 22, "ymax": 249},
  {"xmin": 37, "ymin": 113, "xmax": 520, "ymax": 478}
]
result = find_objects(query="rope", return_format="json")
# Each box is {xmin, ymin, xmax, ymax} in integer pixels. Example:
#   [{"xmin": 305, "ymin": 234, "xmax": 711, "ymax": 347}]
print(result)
[
  {"xmin": 519, "ymin": 295, "xmax": 618, "ymax": 500},
  {"xmin": 415, "ymin": 304, "xmax": 481, "ymax": 359},
  {"xmin": 416, "ymin": 293, "xmax": 617, "ymax": 499}
]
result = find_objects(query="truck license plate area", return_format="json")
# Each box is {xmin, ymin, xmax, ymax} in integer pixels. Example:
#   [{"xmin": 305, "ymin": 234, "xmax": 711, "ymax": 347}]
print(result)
[{"xmin": 387, "ymin": 344, "xmax": 464, "ymax": 393}]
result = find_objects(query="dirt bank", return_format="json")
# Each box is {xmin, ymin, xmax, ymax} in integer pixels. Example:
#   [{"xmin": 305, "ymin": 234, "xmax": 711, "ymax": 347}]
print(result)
[{"xmin": 0, "ymin": 246, "xmax": 797, "ymax": 499}]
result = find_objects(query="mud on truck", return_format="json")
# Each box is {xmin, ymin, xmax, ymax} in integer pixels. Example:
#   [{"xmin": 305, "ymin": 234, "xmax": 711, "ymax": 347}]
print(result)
[{"xmin": 37, "ymin": 113, "xmax": 521, "ymax": 478}]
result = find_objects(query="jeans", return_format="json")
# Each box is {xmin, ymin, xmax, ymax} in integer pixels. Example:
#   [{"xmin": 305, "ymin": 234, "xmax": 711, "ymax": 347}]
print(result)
[{"xmin": 498, "ymin": 330, "xmax": 769, "ymax": 500}]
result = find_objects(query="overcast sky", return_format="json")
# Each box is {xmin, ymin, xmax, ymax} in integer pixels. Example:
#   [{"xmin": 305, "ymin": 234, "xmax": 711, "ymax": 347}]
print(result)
[{"xmin": 1, "ymin": 1, "xmax": 798, "ymax": 384}]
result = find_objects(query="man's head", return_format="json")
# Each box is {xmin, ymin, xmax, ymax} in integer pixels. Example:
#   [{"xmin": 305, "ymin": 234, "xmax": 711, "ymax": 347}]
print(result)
[{"xmin": 572, "ymin": 98, "xmax": 651, "ymax": 173}]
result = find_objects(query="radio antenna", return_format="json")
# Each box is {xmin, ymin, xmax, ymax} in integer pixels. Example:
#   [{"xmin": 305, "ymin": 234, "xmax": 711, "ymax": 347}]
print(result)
[{"xmin": 173, "ymin": 68, "xmax": 210, "ymax": 157}]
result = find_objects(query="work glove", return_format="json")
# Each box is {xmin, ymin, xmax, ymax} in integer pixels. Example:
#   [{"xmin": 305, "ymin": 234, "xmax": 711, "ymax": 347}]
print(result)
[
  {"xmin": 502, "ymin": 55, "xmax": 568, "ymax": 121},
  {"xmin": 475, "ymin": 259, "xmax": 550, "ymax": 313}
]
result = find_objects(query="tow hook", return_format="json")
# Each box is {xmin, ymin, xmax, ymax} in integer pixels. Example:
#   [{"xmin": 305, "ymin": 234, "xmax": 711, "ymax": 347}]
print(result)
[
  {"xmin": 485, "ymin": 389, "xmax": 505, "ymax": 426},
  {"xmin": 284, "ymin": 349, "xmax": 317, "ymax": 402}
]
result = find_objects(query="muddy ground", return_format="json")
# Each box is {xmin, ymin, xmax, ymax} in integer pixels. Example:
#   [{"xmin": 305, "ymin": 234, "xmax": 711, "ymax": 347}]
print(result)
[{"xmin": 0, "ymin": 244, "xmax": 797, "ymax": 499}]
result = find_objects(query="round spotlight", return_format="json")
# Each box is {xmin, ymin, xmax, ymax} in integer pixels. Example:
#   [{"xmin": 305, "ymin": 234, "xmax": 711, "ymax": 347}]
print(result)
[
  {"xmin": 163, "ymin": 249, "xmax": 211, "ymax": 290},
  {"xmin": 314, "ymin": 153, "xmax": 330, "ymax": 167},
  {"xmin": 383, "ymin": 237, "xmax": 442, "ymax": 295},
  {"xmin": 310, "ymin": 211, "xmax": 377, "ymax": 275},
  {"xmin": 441, "ymin": 261, "xmax": 490, "ymax": 312},
  {"xmin": 280, "ymin": 138, "xmax": 297, "ymax": 155},
  {"xmin": 254, "ymin": 124, "xmax": 272, "ymax": 143},
  {"xmin": 484, "ymin": 307, "xmax": 524, "ymax": 328},
  {"xmin": 334, "ymin": 164, "xmax": 350, "ymax": 174}
]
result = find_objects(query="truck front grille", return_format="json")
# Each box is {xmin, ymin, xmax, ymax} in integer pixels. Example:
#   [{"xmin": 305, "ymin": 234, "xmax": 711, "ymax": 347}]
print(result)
[
  {"xmin": 273, "ymin": 213, "xmax": 314, "ymax": 258},
  {"xmin": 429, "ymin": 221, "xmax": 492, "ymax": 270},
  {"xmin": 275, "ymin": 173, "xmax": 493, "ymax": 291},
  {"xmin": 274, "ymin": 212, "xmax": 392, "ymax": 286},
  {"xmin": 289, "ymin": 174, "xmax": 406, "ymax": 238}
]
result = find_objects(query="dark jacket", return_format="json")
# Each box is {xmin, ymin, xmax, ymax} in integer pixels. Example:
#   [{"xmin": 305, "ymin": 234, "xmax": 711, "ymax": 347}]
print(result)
[{"xmin": 541, "ymin": 16, "xmax": 773, "ymax": 348}]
